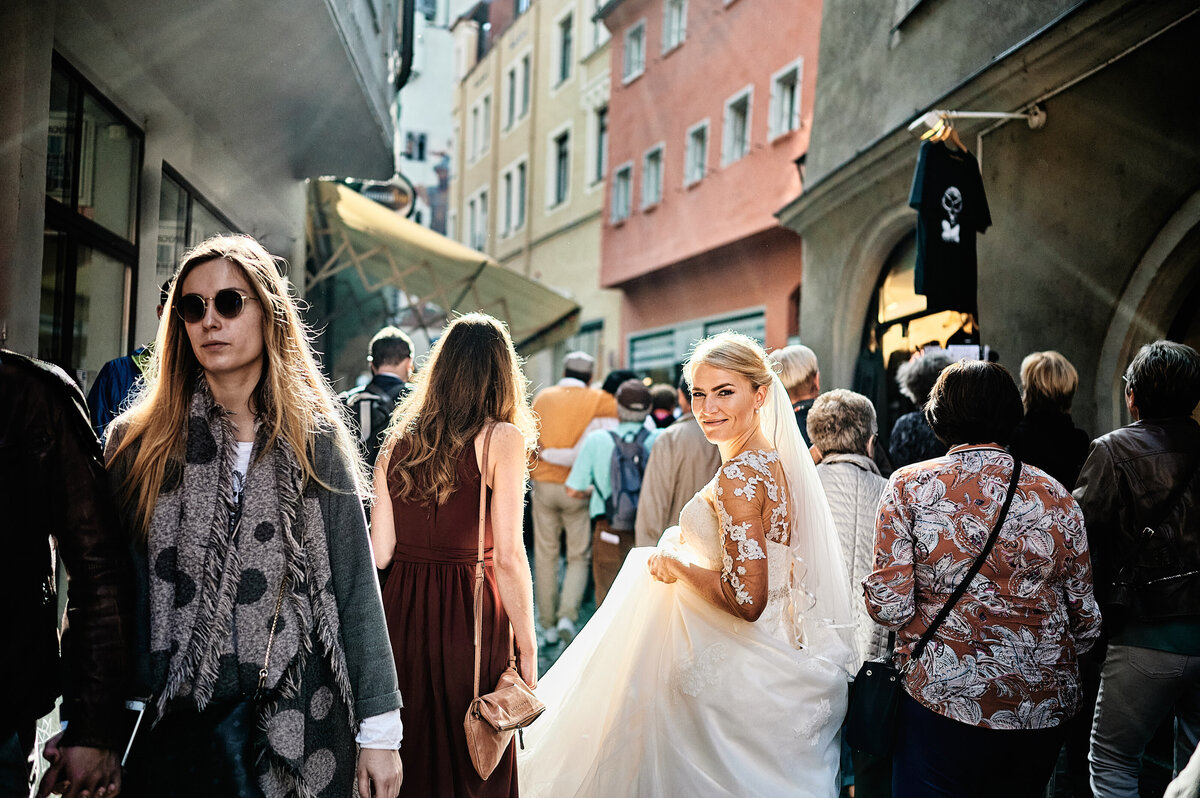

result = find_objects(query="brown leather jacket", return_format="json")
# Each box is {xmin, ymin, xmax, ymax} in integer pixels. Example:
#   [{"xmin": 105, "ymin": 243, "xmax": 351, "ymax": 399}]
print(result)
[
  {"xmin": 1074, "ymin": 416, "xmax": 1200, "ymax": 622},
  {"xmin": 0, "ymin": 351, "xmax": 132, "ymax": 748}
]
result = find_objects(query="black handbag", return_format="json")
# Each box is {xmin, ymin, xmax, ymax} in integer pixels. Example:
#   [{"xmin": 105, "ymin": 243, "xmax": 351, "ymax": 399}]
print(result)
[{"xmin": 844, "ymin": 457, "xmax": 1023, "ymax": 755}]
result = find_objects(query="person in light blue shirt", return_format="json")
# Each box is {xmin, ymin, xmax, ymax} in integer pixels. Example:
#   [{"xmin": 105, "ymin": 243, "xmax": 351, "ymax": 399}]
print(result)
[{"xmin": 566, "ymin": 379, "xmax": 661, "ymax": 609}]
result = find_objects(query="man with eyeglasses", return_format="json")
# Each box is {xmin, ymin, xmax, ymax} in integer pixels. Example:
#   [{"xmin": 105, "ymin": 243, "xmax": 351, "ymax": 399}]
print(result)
[{"xmin": 86, "ymin": 282, "xmax": 170, "ymax": 440}]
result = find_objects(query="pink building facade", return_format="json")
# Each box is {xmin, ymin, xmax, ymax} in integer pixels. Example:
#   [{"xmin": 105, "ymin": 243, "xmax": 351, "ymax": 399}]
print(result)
[{"xmin": 598, "ymin": 0, "xmax": 821, "ymax": 380}]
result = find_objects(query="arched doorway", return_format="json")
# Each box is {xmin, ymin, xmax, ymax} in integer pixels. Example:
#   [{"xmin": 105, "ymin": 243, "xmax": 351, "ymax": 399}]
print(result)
[
  {"xmin": 859, "ymin": 232, "xmax": 979, "ymax": 443},
  {"xmin": 1096, "ymin": 191, "xmax": 1200, "ymax": 430}
]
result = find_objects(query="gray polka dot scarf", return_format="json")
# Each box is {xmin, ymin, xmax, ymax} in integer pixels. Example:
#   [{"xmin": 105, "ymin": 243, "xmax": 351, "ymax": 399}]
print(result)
[{"xmin": 148, "ymin": 383, "xmax": 358, "ymax": 797}]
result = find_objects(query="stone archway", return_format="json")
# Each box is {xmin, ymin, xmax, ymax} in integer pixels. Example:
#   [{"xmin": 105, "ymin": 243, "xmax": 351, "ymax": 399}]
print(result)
[
  {"xmin": 828, "ymin": 204, "xmax": 916, "ymax": 388},
  {"xmin": 1095, "ymin": 189, "xmax": 1200, "ymax": 431}
]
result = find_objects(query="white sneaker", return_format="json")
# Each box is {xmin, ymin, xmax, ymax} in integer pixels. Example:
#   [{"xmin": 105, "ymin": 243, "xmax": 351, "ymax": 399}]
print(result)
[
  {"xmin": 542, "ymin": 625, "xmax": 559, "ymax": 646},
  {"xmin": 556, "ymin": 616, "xmax": 577, "ymax": 646}
]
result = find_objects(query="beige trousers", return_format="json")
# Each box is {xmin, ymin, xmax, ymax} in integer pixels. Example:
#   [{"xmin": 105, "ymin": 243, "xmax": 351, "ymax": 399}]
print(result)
[{"xmin": 531, "ymin": 480, "xmax": 592, "ymax": 628}]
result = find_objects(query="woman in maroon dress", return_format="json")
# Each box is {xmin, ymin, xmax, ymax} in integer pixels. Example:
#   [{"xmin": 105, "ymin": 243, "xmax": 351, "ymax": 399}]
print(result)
[{"xmin": 370, "ymin": 313, "xmax": 538, "ymax": 797}]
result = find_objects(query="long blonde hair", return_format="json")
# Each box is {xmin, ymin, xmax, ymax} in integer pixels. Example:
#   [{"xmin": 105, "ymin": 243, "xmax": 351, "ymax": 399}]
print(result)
[
  {"xmin": 108, "ymin": 234, "xmax": 365, "ymax": 537},
  {"xmin": 383, "ymin": 313, "xmax": 538, "ymax": 505}
]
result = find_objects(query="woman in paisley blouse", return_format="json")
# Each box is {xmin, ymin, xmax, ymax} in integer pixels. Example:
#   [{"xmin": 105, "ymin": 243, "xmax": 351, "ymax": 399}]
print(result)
[
  {"xmin": 518, "ymin": 332, "xmax": 856, "ymax": 797},
  {"xmin": 864, "ymin": 360, "xmax": 1102, "ymax": 797}
]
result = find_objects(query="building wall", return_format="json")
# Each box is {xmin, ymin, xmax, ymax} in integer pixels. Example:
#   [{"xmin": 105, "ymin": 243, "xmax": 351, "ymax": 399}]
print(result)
[
  {"xmin": 450, "ymin": 0, "xmax": 622, "ymax": 391},
  {"xmin": 600, "ymin": 0, "xmax": 819, "ymax": 287},
  {"xmin": 803, "ymin": 0, "xmax": 1079, "ymax": 187},
  {"xmin": 0, "ymin": 0, "xmax": 396, "ymax": 388},
  {"xmin": 621, "ymin": 228, "xmax": 802, "ymax": 350},
  {"xmin": 781, "ymin": 0, "xmax": 1200, "ymax": 436},
  {"xmin": 597, "ymin": 0, "xmax": 818, "ymax": 367}
]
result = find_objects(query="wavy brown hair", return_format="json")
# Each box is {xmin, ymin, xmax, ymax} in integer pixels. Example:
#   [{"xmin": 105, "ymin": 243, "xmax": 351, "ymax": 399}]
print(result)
[
  {"xmin": 107, "ymin": 234, "xmax": 366, "ymax": 537},
  {"xmin": 382, "ymin": 313, "xmax": 538, "ymax": 505}
]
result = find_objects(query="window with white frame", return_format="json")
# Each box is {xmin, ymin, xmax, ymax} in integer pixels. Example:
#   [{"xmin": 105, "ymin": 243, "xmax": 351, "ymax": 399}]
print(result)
[
  {"xmin": 467, "ymin": 197, "xmax": 477, "ymax": 246},
  {"xmin": 591, "ymin": 0, "xmax": 611, "ymax": 51},
  {"xmin": 467, "ymin": 189, "xmax": 489, "ymax": 250},
  {"xmin": 480, "ymin": 94, "xmax": 492, "ymax": 155},
  {"xmin": 685, "ymin": 120, "xmax": 708, "ymax": 186},
  {"xmin": 662, "ymin": 0, "xmax": 686, "ymax": 53},
  {"xmin": 516, "ymin": 161, "xmax": 527, "ymax": 230},
  {"xmin": 551, "ymin": 130, "xmax": 570, "ymax": 207},
  {"xmin": 623, "ymin": 21, "xmax": 646, "ymax": 82},
  {"xmin": 611, "ymin": 163, "xmax": 632, "ymax": 222},
  {"xmin": 502, "ymin": 171, "xmax": 513, "ymax": 236},
  {"xmin": 505, "ymin": 66, "xmax": 517, "ymax": 130},
  {"xmin": 501, "ymin": 158, "xmax": 528, "ymax": 236},
  {"xmin": 517, "ymin": 0, "xmax": 530, "ymax": 15},
  {"xmin": 769, "ymin": 60, "xmax": 802, "ymax": 139},
  {"xmin": 470, "ymin": 105, "xmax": 480, "ymax": 161},
  {"xmin": 478, "ymin": 189, "xmax": 488, "ymax": 249},
  {"xmin": 722, "ymin": 88, "xmax": 751, "ymax": 165},
  {"xmin": 594, "ymin": 106, "xmax": 608, "ymax": 185},
  {"xmin": 520, "ymin": 54, "xmax": 531, "ymax": 118},
  {"xmin": 556, "ymin": 13, "xmax": 574, "ymax": 86},
  {"xmin": 642, "ymin": 145, "xmax": 663, "ymax": 208}
]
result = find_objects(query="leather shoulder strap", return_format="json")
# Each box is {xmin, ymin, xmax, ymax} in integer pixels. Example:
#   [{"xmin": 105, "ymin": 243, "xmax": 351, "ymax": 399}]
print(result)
[
  {"xmin": 909, "ymin": 457, "xmax": 1022, "ymax": 664},
  {"xmin": 471, "ymin": 423, "xmax": 497, "ymax": 699}
]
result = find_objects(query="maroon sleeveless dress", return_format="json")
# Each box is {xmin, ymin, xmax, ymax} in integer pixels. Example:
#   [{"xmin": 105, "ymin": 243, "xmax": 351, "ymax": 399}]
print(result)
[{"xmin": 384, "ymin": 440, "xmax": 518, "ymax": 797}]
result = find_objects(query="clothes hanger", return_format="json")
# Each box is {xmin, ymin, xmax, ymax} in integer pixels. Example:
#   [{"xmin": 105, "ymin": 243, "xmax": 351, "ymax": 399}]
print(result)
[
  {"xmin": 933, "ymin": 116, "xmax": 968, "ymax": 153},
  {"xmin": 944, "ymin": 120, "xmax": 968, "ymax": 153}
]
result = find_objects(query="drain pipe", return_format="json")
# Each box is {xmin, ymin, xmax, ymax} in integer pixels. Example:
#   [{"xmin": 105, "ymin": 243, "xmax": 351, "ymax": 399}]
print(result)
[{"xmin": 395, "ymin": 0, "xmax": 416, "ymax": 91}]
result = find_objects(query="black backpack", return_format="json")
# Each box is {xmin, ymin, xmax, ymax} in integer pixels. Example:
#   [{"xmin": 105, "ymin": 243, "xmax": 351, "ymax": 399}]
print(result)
[
  {"xmin": 605, "ymin": 427, "xmax": 651, "ymax": 531},
  {"xmin": 344, "ymin": 379, "xmax": 408, "ymax": 466}
]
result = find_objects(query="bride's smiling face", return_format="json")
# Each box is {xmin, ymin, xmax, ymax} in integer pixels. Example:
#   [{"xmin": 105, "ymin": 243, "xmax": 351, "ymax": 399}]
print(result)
[{"xmin": 690, "ymin": 363, "xmax": 768, "ymax": 445}]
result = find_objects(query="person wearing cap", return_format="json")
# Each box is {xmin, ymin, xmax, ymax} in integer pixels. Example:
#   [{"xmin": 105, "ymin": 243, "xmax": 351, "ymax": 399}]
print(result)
[
  {"xmin": 634, "ymin": 374, "xmax": 722, "ymax": 548},
  {"xmin": 530, "ymin": 352, "xmax": 618, "ymax": 645},
  {"xmin": 565, "ymin": 380, "xmax": 662, "ymax": 606},
  {"xmin": 86, "ymin": 281, "xmax": 171, "ymax": 440}
]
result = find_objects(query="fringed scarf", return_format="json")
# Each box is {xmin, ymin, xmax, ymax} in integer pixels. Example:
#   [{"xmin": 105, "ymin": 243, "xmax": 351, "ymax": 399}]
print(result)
[{"xmin": 147, "ymin": 382, "xmax": 359, "ymax": 797}]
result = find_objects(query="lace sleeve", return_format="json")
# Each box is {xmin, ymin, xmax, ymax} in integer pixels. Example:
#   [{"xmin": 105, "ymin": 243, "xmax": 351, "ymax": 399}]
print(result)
[{"xmin": 711, "ymin": 456, "xmax": 777, "ymax": 622}]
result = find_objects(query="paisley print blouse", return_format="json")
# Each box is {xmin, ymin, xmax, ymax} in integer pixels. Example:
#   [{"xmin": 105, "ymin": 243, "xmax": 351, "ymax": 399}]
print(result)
[{"xmin": 863, "ymin": 445, "xmax": 1102, "ymax": 729}]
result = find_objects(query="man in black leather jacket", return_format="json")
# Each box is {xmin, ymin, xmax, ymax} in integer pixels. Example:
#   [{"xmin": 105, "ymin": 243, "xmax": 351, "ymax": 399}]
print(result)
[
  {"xmin": 1075, "ymin": 340, "xmax": 1200, "ymax": 797},
  {"xmin": 0, "ymin": 351, "xmax": 132, "ymax": 798}
]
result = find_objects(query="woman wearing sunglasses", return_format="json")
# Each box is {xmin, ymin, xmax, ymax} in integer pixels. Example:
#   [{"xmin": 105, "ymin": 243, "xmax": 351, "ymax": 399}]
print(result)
[{"xmin": 104, "ymin": 235, "xmax": 404, "ymax": 798}]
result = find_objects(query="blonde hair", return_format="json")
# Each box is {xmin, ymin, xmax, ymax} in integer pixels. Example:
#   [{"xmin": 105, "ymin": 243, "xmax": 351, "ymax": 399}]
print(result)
[
  {"xmin": 773, "ymin": 344, "xmax": 819, "ymax": 395},
  {"xmin": 685, "ymin": 332, "xmax": 775, "ymax": 392},
  {"xmin": 108, "ymin": 234, "xmax": 365, "ymax": 537},
  {"xmin": 1020, "ymin": 350, "xmax": 1078, "ymax": 414},
  {"xmin": 382, "ymin": 313, "xmax": 538, "ymax": 506}
]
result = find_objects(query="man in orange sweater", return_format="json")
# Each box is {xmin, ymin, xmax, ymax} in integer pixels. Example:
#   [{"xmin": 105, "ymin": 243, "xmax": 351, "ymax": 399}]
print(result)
[{"xmin": 531, "ymin": 352, "xmax": 617, "ymax": 645}]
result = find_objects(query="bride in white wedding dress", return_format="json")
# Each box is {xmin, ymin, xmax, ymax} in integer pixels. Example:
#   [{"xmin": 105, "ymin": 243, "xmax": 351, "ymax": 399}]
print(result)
[{"xmin": 518, "ymin": 333, "xmax": 857, "ymax": 797}]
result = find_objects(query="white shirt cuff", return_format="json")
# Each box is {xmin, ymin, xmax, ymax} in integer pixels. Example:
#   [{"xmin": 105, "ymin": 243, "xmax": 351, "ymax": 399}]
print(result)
[{"xmin": 356, "ymin": 709, "xmax": 404, "ymax": 749}]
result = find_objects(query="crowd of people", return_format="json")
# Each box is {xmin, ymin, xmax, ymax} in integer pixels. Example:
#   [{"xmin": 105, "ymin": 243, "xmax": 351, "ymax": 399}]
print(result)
[{"xmin": 2, "ymin": 231, "xmax": 1199, "ymax": 798}]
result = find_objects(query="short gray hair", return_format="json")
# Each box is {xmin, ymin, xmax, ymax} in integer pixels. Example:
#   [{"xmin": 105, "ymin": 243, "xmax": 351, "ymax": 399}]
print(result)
[
  {"xmin": 806, "ymin": 390, "xmax": 877, "ymax": 455},
  {"xmin": 897, "ymin": 350, "xmax": 954, "ymax": 406},
  {"xmin": 773, "ymin": 345, "xmax": 819, "ymax": 394}
]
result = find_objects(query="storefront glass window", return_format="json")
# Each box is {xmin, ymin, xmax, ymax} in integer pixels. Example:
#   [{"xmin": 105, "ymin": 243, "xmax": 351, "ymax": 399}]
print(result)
[
  {"xmin": 40, "ymin": 55, "xmax": 140, "ymax": 380},
  {"xmin": 157, "ymin": 167, "xmax": 237, "ymax": 280},
  {"xmin": 80, "ymin": 94, "xmax": 140, "ymax": 240},
  {"xmin": 875, "ymin": 232, "xmax": 963, "ymax": 364}
]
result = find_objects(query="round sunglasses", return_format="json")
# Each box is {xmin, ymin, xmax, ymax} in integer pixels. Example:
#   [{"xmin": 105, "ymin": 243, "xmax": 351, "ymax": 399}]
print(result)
[{"xmin": 175, "ymin": 289, "xmax": 259, "ymax": 324}]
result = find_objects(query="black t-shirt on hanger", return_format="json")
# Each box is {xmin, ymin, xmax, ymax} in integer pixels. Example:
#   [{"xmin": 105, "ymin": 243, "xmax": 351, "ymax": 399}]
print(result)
[{"xmin": 908, "ymin": 140, "xmax": 991, "ymax": 314}]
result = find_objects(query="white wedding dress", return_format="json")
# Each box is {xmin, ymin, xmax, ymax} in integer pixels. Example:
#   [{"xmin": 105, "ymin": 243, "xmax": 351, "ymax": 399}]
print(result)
[{"xmin": 518, "ymin": 443, "xmax": 853, "ymax": 798}]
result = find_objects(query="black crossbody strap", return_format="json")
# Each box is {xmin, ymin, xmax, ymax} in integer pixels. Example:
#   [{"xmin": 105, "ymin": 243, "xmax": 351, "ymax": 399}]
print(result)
[{"xmin": 908, "ymin": 457, "xmax": 1023, "ymax": 664}]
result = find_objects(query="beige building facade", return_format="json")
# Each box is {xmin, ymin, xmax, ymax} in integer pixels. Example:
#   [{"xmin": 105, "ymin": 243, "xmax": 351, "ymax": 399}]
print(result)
[{"xmin": 451, "ymin": 0, "xmax": 620, "ymax": 390}]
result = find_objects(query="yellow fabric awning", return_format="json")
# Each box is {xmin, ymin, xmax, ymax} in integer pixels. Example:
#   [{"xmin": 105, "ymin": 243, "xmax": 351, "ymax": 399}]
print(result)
[{"xmin": 306, "ymin": 180, "xmax": 580, "ymax": 353}]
